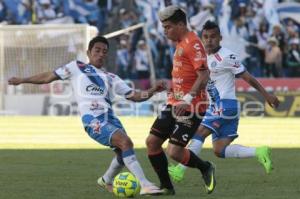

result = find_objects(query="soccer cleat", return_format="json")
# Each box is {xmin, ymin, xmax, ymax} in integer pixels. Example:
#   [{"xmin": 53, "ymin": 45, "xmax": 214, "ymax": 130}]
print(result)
[
  {"xmin": 168, "ymin": 164, "xmax": 185, "ymax": 183},
  {"xmin": 97, "ymin": 177, "xmax": 113, "ymax": 193},
  {"xmin": 140, "ymin": 184, "xmax": 164, "ymax": 196},
  {"xmin": 256, "ymin": 146, "xmax": 273, "ymax": 174},
  {"xmin": 160, "ymin": 188, "xmax": 176, "ymax": 195},
  {"xmin": 202, "ymin": 161, "xmax": 216, "ymax": 194}
]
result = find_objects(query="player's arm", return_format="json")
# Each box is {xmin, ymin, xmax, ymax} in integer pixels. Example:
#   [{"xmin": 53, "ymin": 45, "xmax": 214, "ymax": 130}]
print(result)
[
  {"xmin": 8, "ymin": 72, "xmax": 59, "ymax": 85},
  {"xmin": 174, "ymin": 69, "xmax": 209, "ymax": 116},
  {"xmin": 126, "ymin": 80, "xmax": 166, "ymax": 102},
  {"xmin": 238, "ymin": 71, "xmax": 280, "ymax": 108},
  {"xmin": 189, "ymin": 69, "xmax": 209, "ymax": 97}
]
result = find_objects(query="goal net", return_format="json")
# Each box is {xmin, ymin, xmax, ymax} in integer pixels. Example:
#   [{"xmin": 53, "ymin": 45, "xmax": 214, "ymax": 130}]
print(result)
[
  {"xmin": 0, "ymin": 23, "xmax": 161, "ymax": 115},
  {"xmin": 0, "ymin": 24, "xmax": 98, "ymax": 111}
]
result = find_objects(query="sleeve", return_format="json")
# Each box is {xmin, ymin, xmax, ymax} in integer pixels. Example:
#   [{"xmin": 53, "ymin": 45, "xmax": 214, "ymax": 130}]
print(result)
[
  {"xmin": 53, "ymin": 61, "xmax": 75, "ymax": 80},
  {"xmin": 110, "ymin": 74, "xmax": 133, "ymax": 96},
  {"xmin": 186, "ymin": 39, "xmax": 208, "ymax": 71},
  {"xmin": 223, "ymin": 53, "xmax": 246, "ymax": 75}
]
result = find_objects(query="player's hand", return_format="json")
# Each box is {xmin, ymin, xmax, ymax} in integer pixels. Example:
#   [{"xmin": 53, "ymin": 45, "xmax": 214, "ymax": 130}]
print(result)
[
  {"xmin": 8, "ymin": 77, "xmax": 23, "ymax": 85},
  {"xmin": 154, "ymin": 80, "xmax": 167, "ymax": 92},
  {"xmin": 174, "ymin": 102, "xmax": 190, "ymax": 116},
  {"xmin": 266, "ymin": 94, "xmax": 280, "ymax": 108}
]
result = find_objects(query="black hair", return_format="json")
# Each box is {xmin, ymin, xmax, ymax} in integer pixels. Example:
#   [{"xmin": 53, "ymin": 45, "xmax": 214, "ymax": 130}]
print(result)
[
  {"xmin": 88, "ymin": 36, "xmax": 109, "ymax": 51},
  {"xmin": 202, "ymin": 20, "xmax": 220, "ymax": 34},
  {"xmin": 163, "ymin": 9, "xmax": 187, "ymax": 25}
]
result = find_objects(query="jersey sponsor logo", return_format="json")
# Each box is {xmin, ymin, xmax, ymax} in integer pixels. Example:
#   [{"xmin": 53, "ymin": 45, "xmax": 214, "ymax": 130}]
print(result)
[
  {"xmin": 90, "ymin": 100, "xmax": 105, "ymax": 112},
  {"xmin": 229, "ymin": 54, "xmax": 236, "ymax": 60},
  {"xmin": 194, "ymin": 51, "xmax": 206, "ymax": 61},
  {"xmin": 176, "ymin": 117, "xmax": 193, "ymax": 127},
  {"xmin": 83, "ymin": 67, "xmax": 91, "ymax": 73},
  {"xmin": 193, "ymin": 43, "xmax": 201, "ymax": 51},
  {"xmin": 182, "ymin": 134, "xmax": 189, "ymax": 142},
  {"xmin": 173, "ymin": 77, "xmax": 183, "ymax": 84},
  {"xmin": 86, "ymin": 84, "xmax": 105, "ymax": 95},
  {"xmin": 233, "ymin": 61, "xmax": 241, "ymax": 68},
  {"xmin": 174, "ymin": 60, "xmax": 183, "ymax": 67},
  {"xmin": 173, "ymin": 91, "xmax": 184, "ymax": 100}
]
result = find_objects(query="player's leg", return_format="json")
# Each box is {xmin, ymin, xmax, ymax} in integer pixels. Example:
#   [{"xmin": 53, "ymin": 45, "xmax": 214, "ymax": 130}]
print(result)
[
  {"xmin": 98, "ymin": 149, "xmax": 124, "ymax": 192},
  {"xmin": 168, "ymin": 125, "xmax": 211, "ymax": 183},
  {"xmin": 212, "ymin": 117, "xmax": 273, "ymax": 174},
  {"xmin": 146, "ymin": 105, "xmax": 175, "ymax": 195},
  {"xmin": 111, "ymin": 129, "xmax": 163, "ymax": 195},
  {"xmin": 166, "ymin": 113, "xmax": 216, "ymax": 194},
  {"xmin": 83, "ymin": 115, "xmax": 162, "ymax": 195}
]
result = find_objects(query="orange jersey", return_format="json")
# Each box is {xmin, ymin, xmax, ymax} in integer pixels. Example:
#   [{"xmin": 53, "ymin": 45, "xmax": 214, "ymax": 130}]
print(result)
[{"xmin": 167, "ymin": 31, "xmax": 208, "ymax": 113}]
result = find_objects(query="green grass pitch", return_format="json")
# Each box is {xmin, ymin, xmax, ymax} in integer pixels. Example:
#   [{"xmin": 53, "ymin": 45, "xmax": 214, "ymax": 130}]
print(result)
[{"xmin": 0, "ymin": 116, "xmax": 300, "ymax": 199}]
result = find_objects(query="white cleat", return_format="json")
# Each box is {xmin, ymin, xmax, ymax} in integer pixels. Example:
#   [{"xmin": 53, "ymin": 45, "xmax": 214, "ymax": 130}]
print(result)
[
  {"xmin": 97, "ymin": 177, "xmax": 113, "ymax": 193},
  {"xmin": 140, "ymin": 184, "xmax": 164, "ymax": 196}
]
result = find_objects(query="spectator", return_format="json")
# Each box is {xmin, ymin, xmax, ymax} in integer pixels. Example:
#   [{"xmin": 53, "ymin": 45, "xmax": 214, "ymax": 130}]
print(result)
[
  {"xmin": 0, "ymin": 0, "xmax": 6, "ymax": 23},
  {"xmin": 134, "ymin": 40, "xmax": 150, "ymax": 89},
  {"xmin": 66, "ymin": 0, "xmax": 100, "ymax": 27},
  {"xmin": 36, "ymin": 0, "xmax": 57, "ymax": 23},
  {"xmin": 116, "ymin": 39, "xmax": 130, "ymax": 79},
  {"xmin": 264, "ymin": 37, "xmax": 282, "ymax": 77},
  {"xmin": 4, "ymin": 0, "xmax": 32, "ymax": 24},
  {"xmin": 271, "ymin": 24, "xmax": 286, "ymax": 53},
  {"xmin": 119, "ymin": 8, "xmax": 138, "ymax": 29},
  {"xmin": 286, "ymin": 38, "xmax": 300, "ymax": 77}
]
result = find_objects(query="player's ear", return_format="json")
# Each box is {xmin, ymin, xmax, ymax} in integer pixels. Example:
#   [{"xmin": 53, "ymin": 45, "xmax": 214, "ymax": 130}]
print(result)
[
  {"xmin": 220, "ymin": 35, "xmax": 222, "ymax": 41},
  {"xmin": 86, "ymin": 50, "xmax": 91, "ymax": 57}
]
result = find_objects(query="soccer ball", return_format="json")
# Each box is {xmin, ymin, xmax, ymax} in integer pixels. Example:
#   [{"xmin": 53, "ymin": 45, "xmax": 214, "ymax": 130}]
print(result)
[{"xmin": 113, "ymin": 172, "xmax": 140, "ymax": 198}]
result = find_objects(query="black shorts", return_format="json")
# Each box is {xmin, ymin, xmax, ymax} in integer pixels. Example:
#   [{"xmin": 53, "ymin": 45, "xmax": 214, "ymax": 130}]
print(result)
[{"xmin": 150, "ymin": 105, "xmax": 205, "ymax": 147}]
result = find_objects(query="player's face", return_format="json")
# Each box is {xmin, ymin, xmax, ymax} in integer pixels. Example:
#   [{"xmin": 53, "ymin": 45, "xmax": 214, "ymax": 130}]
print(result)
[
  {"xmin": 162, "ymin": 21, "xmax": 181, "ymax": 41},
  {"xmin": 201, "ymin": 28, "xmax": 222, "ymax": 54},
  {"xmin": 87, "ymin": 42, "xmax": 108, "ymax": 68}
]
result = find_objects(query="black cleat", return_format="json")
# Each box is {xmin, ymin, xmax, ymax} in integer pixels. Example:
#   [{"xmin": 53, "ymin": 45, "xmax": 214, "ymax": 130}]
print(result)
[{"xmin": 202, "ymin": 161, "xmax": 216, "ymax": 194}]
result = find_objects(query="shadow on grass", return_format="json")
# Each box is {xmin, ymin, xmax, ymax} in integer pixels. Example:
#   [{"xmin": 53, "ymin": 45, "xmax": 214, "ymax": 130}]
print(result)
[{"xmin": 0, "ymin": 148, "xmax": 299, "ymax": 199}]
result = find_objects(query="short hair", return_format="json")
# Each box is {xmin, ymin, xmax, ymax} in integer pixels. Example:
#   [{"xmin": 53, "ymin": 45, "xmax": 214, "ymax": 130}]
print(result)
[
  {"xmin": 159, "ymin": 6, "xmax": 187, "ymax": 25},
  {"xmin": 88, "ymin": 36, "xmax": 109, "ymax": 51},
  {"xmin": 202, "ymin": 20, "xmax": 220, "ymax": 34}
]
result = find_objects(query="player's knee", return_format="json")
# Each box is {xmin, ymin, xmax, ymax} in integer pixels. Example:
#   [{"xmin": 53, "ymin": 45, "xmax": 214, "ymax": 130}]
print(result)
[
  {"xmin": 119, "ymin": 137, "xmax": 133, "ymax": 151},
  {"xmin": 213, "ymin": 148, "xmax": 223, "ymax": 158},
  {"xmin": 145, "ymin": 135, "xmax": 159, "ymax": 150},
  {"xmin": 166, "ymin": 145, "xmax": 182, "ymax": 162},
  {"xmin": 213, "ymin": 146, "xmax": 227, "ymax": 158},
  {"xmin": 167, "ymin": 150, "xmax": 181, "ymax": 162}
]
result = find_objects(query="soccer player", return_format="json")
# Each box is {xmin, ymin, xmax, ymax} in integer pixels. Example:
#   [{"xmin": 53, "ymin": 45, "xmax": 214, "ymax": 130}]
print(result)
[
  {"xmin": 145, "ymin": 6, "xmax": 216, "ymax": 195},
  {"xmin": 168, "ymin": 21, "xmax": 280, "ymax": 183},
  {"xmin": 8, "ymin": 36, "xmax": 165, "ymax": 196}
]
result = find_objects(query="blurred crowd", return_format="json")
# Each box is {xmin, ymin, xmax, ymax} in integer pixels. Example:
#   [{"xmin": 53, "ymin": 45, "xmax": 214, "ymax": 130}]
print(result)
[
  {"xmin": 0, "ymin": 0, "xmax": 113, "ymax": 29},
  {"xmin": 1, "ymin": 0, "xmax": 300, "ymax": 81},
  {"xmin": 114, "ymin": 0, "xmax": 300, "ymax": 86}
]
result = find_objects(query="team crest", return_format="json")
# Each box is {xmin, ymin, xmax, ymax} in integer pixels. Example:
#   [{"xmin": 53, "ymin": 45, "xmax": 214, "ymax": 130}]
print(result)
[
  {"xmin": 90, "ymin": 119, "xmax": 101, "ymax": 134},
  {"xmin": 176, "ymin": 47, "xmax": 184, "ymax": 56},
  {"xmin": 211, "ymin": 61, "xmax": 217, "ymax": 68}
]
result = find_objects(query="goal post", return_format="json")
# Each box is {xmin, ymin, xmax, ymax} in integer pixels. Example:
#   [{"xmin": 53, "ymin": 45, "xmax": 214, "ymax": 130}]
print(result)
[
  {"xmin": 0, "ymin": 24, "xmax": 98, "ymax": 112},
  {"xmin": 0, "ymin": 23, "xmax": 157, "ymax": 114}
]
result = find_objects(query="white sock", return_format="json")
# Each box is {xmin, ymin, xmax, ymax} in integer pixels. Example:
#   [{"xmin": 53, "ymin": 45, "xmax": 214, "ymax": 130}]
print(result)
[
  {"xmin": 122, "ymin": 149, "xmax": 151, "ymax": 188},
  {"xmin": 178, "ymin": 138, "xmax": 204, "ymax": 170},
  {"xmin": 224, "ymin": 144, "xmax": 256, "ymax": 158},
  {"xmin": 102, "ymin": 157, "xmax": 124, "ymax": 184}
]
